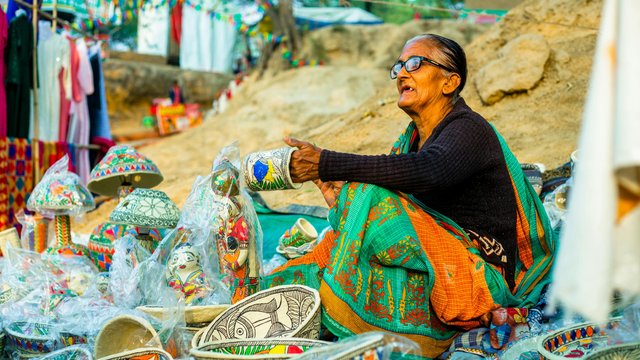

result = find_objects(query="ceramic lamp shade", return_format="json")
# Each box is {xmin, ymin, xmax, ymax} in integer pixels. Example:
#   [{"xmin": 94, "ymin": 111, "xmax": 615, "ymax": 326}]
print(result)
[
  {"xmin": 27, "ymin": 171, "xmax": 94, "ymax": 257},
  {"xmin": 110, "ymin": 189, "xmax": 180, "ymax": 229},
  {"xmin": 88, "ymin": 145, "xmax": 163, "ymax": 197}
]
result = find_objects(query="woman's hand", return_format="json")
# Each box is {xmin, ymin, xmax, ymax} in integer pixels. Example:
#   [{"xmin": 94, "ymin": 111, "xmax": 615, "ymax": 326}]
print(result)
[
  {"xmin": 313, "ymin": 180, "xmax": 345, "ymax": 208},
  {"xmin": 284, "ymin": 137, "xmax": 322, "ymax": 183}
]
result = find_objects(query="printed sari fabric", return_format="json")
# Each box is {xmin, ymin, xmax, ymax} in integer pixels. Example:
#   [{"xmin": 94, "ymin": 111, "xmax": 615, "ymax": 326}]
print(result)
[{"xmin": 263, "ymin": 123, "xmax": 556, "ymax": 359}]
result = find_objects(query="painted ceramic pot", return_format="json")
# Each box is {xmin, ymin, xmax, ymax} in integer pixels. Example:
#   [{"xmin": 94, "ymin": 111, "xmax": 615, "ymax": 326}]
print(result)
[
  {"xmin": 242, "ymin": 147, "xmax": 301, "ymax": 191},
  {"xmin": 197, "ymin": 285, "xmax": 322, "ymax": 347},
  {"xmin": 59, "ymin": 331, "xmax": 89, "ymax": 347},
  {"xmin": 5, "ymin": 322, "xmax": 59, "ymax": 357},
  {"xmin": 190, "ymin": 338, "xmax": 330, "ymax": 359},
  {"xmin": 94, "ymin": 315, "xmax": 177, "ymax": 359},
  {"xmin": 538, "ymin": 319, "xmax": 621, "ymax": 359},
  {"xmin": 98, "ymin": 347, "xmax": 173, "ymax": 360},
  {"xmin": 583, "ymin": 343, "xmax": 640, "ymax": 359},
  {"xmin": 137, "ymin": 304, "xmax": 230, "ymax": 328},
  {"xmin": 39, "ymin": 345, "xmax": 93, "ymax": 360},
  {"xmin": 87, "ymin": 222, "xmax": 163, "ymax": 271},
  {"xmin": 165, "ymin": 243, "xmax": 211, "ymax": 305}
]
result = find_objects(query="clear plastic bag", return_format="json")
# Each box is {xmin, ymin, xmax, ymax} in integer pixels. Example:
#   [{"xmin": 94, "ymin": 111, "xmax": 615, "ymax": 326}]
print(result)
[
  {"xmin": 26, "ymin": 155, "xmax": 95, "ymax": 217},
  {"xmin": 297, "ymin": 331, "xmax": 421, "ymax": 360},
  {"xmin": 16, "ymin": 210, "xmax": 54, "ymax": 253}
]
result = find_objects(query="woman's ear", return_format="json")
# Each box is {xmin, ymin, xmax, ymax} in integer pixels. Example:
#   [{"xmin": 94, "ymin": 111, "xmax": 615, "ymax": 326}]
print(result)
[{"xmin": 442, "ymin": 73, "xmax": 461, "ymax": 95}]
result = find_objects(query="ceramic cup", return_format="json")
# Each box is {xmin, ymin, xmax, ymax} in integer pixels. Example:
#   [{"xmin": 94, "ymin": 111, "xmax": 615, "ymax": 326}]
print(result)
[
  {"xmin": 0, "ymin": 227, "xmax": 21, "ymax": 256},
  {"xmin": 279, "ymin": 218, "xmax": 318, "ymax": 248},
  {"xmin": 243, "ymin": 147, "xmax": 302, "ymax": 191}
]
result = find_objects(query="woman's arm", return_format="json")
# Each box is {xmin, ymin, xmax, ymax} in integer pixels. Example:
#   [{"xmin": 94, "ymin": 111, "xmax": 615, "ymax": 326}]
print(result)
[{"xmin": 319, "ymin": 117, "xmax": 494, "ymax": 194}]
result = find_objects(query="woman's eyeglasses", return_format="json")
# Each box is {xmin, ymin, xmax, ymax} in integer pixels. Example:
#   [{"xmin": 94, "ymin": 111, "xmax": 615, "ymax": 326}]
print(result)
[{"xmin": 390, "ymin": 56, "xmax": 454, "ymax": 79}]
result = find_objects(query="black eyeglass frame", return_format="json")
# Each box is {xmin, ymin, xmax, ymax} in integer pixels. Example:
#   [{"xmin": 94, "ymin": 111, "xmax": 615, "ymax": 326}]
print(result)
[{"xmin": 389, "ymin": 55, "xmax": 455, "ymax": 79}]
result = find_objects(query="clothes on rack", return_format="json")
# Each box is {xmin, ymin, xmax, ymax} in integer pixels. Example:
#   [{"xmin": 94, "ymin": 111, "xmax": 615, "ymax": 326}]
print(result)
[
  {"xmin": 35, "ymin": 30, "xmax": 71, "ymax": 142},
  {"xmin": 5, "ymin": 0, "xmax": 34, "ymax": 23},
  {"xmin": 5, "ymin": 12, "xmax": 33, "ymax": 139},
  {"xmin": 0, "ymin": 136, "xmax": 83, "ymax": 232},
  {"xmin": 0, "ymin": 8, "xmax": 8, "ymax": 138},
  {"xmin": 68, "ymin": 38, "xmax": 94, "ymax": 185},
  {"xmin": 87, "ymin": 45, "xmax": 112, "ymax": 140}
]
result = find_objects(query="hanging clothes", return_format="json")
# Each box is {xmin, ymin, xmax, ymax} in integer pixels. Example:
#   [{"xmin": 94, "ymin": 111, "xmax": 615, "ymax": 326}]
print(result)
[
  {"xmin": 87, "ymin": 45, "xmax": 112, "ymax": 140},
  {"xmin": 179, "ymin": 0, "xmax": 237, "ymax": 73},
  {"xmin": 35, "ymin": 32, "xmax": 71, "ymax": 142},
  {"xmin": 1, "ymin": 138, "xmax": 35, "ymax": 232},
  {"xmin": 58, "ymin": 36, "xmax": 81, "ymax": 143},
  {"xmin": 5, "ymin": 0, "xmax": 33, "ymax": 23},
  {"xmin": 6, "ymin": 14, "xmax": 33, "ymax": 139},
  {"xmin": 0, "ymin": 8, "xmax": 8, "ymax": 138},
  {"xmin": 170, "ymin": 1, "xmax": 183, "ymax": 45},
  {"xmin": 68, "ymin": 39, "xmax": 94, "ymax": 185}
]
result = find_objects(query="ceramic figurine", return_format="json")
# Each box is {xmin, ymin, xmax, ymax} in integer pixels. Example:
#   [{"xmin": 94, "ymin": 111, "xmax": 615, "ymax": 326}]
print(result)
[
  {"xmin": 211, "ymin": 160, "xmax": 259, "ymax": 303},
  {"xmin": 166, "ymin": 243, "xmax": 211, "ymax": 305}
]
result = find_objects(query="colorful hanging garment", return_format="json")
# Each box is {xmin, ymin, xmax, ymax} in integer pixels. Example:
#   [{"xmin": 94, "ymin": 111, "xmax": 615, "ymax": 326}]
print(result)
[
  {"xmin": 263, "ymin": 123, "xmax": 556, "ymax": 359},
  {"xmin": 0, "ymin": 138, "xmax": 34, "ymax": 232}
]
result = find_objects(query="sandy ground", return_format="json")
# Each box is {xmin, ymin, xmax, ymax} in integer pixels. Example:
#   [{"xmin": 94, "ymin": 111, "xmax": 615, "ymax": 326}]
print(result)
[{"xmin": 75, "ymin": 0, "xmax": 602, "ymax": 233}]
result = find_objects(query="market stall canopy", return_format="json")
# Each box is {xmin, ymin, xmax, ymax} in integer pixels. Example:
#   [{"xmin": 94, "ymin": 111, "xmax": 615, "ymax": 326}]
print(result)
[
  {"xmin": 293, "ymin": 7, "xmax": 383, "ymax": 30},
  {"xmin": 88, "ymin": 145, "xmax": 163, "ymax": 197}
]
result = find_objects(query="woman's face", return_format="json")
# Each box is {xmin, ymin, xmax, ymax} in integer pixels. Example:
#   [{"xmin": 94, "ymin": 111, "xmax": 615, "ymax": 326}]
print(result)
[{"xmin": 396, "ymin": 40, "xmax": 448, "ymax": 115}]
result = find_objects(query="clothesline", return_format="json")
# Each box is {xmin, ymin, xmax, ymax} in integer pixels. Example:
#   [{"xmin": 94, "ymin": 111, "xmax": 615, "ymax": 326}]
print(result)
[{"xmin": 11, "ymin": 0, "xmax": 100, "ymax": 39}]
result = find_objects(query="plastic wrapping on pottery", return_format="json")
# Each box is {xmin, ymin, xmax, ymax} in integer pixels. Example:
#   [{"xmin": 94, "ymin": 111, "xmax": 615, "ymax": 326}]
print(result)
[
  {"xmin": 296, "ymin": 331, "xmax": 421, "ymax": 360},
  {"xmin": 37, "ymin": 254, "xmax": 98, "ymax": 316},
  {"xmin": 4, "ymin": 318, "xmax": 62, "ymax": 359},
  {"xmin": 0, "ymin": 248, "xmax": 51, "ymax": 309},
  {"xmin": 210, "ymin": 143, "xmax": 263, "ymax": 303},
  {"xmin": 26, "ymin": 155, "xmax": 95, "ymax": 217},
  {"xmin": 262, "ymin": 254, "xmax": 287, "ymax": 275},
  {"xmin": 601, "ymin": 302, "xmax": 640, "ymax": 345},
  {"xmin": 109, "ymin": 234, "xmax": 149, "ymax": 308},
  {"xmin": 543, "ymin": 183, "xmax": 571, "ymax": 232},
  {"xmin": 16, "ymin": 210, "xmax": 55, "ymax": 253}
]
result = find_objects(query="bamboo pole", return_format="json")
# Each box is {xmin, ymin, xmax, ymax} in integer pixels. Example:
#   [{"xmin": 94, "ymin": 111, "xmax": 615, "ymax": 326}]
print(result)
[
  {"xmin": 52, "ymin": 0, "xmax": 58, "ymax": 30},
  {"xmin": 31, "ymin": 0, "xmax": 40, "ymax": 183}
]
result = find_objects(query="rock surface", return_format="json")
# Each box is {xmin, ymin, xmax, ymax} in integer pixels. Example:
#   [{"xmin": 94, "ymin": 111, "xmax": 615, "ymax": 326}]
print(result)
[{"xmin": 474, "ymin": 34, "xmax": 550, "ymax": 105}]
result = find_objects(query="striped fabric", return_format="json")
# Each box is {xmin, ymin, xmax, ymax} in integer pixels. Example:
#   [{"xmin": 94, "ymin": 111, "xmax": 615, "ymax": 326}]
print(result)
[{"xmin": 263, "ymin": 123, "xmax": 556, "ymax": 359}]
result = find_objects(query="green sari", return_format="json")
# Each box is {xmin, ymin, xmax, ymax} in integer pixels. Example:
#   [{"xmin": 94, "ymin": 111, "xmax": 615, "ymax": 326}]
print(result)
[{"xmin": 263, "ymin": 123, "xmax": 556, "ymax": 359}]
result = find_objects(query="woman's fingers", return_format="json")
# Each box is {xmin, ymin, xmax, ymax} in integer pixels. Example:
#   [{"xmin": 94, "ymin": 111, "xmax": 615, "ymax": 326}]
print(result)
[{"xmin": 286, "ymin": 137, "xmax": 322, "ymax": 182}]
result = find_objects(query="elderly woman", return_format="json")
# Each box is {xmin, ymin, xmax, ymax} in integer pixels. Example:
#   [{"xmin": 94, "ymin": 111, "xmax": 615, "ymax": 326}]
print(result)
[{"xmin": 265, "ymin": 34, "xmax": 555, "ymax": 358}]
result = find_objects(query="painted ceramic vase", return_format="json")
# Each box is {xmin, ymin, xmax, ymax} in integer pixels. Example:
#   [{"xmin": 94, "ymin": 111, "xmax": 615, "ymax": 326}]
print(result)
[
  {"xmin": 88, "ymin": 223, "xmax": 163, "ymax": 271},
  {"xmin": 190, "ymin": 338, "xmax": 330, "ymax": 360},
  {"xmin": 5, "ymin": 322, "xmax": 59, "ymax": 357},
  {"xmin": 538, "ymin": 319, "xmax": 621, "ymax": 359},
  {"xmin": 166, "ymin": 242, "xmax": 211, "ymax": 305},
  {"xmin": 197, "ymin": 285, "xmax": 322, "ymax": 347},
  {"xmin": 242, "ymin": 147, "xmax": 301, "ymax": 191}
]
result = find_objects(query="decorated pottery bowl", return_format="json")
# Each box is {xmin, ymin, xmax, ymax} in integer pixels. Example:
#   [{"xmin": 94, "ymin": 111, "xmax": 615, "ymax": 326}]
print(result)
[
  {"xmin": 5, "ymin": 321, "xmax": 59, "ymax": 357},
  {"xmin": 94, "ymin": 315, "xmax": 166, "ymax": 359},
  {"xmin": 293, "ymin": 332, "xmax": 388, "ymax": 360},
  {"xmin": 583, "ymin": 343, "xmax": 640, "ymax": 359},
  {"xmin": 39, "ymin": 345, "xmax": 93, "ymax": 359},
  {"xmin": 197, "ymin": 285, "xmax": 322, "ymax": 347},
  {"xmin": 137, "ymin": 304, "xmax": 231, "ymax": 328},
  {"xmin": 538, "ymin": 319, "xmax": 621, "ymax": 359},
  {"xmin": 98, "ymin": 347, "xmax": 173, "ymax": 360},
  {"xmin": 190, "ymin": 338, "xmax": 330, "ymax": 360},
  {"xmin": 499, "ymin": 335, "xmax": 540, "ymax": 360}
]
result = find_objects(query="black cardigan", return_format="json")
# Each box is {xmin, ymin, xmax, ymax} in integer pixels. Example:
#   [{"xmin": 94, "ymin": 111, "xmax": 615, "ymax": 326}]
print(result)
[{"xmin": 319, "ymin": 98, "xmax": 518, "ymax": 280}]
